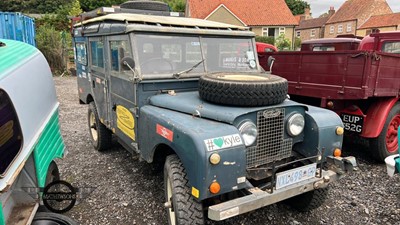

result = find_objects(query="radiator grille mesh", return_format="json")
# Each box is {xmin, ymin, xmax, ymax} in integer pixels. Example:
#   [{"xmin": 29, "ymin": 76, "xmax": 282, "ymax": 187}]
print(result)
[{"xmin": 246, "ymin": 109, "xmax": 292, "ymax": 168}]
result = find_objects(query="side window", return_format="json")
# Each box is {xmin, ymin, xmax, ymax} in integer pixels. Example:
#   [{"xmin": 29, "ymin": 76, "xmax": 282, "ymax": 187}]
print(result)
[
  {"xmin": 110, "ymin": 40, "xmax": 132, "ymax": 73},
  {"xmin": 90, "ymin": 40, "xmax": 104, "ymax": 70},
  {"xmin": 382, "ymin": 42, "xmax": 400, "ymax": 54},
  {"xmin": 0, "ymin": 90, "xmax": 23, "ymax": 176},
  {"xmin": 75, "ymin": 42, "xmax": 87, "ymax": 65}
]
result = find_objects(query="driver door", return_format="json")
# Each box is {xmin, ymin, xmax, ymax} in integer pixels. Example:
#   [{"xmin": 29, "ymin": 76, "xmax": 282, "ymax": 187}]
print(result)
[{"xmin": 107, "ymin": 35, "xmax": 138, "ymax": 150}]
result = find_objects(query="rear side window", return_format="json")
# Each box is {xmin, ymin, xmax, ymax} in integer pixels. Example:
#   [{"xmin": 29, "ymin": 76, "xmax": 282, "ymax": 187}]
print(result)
[
  {"xmin": 382, "ymin": 42, "xmax": 400, "ymax": 54},
  {"xmin": 75, "ymin": 42, "xmax": 87, "ymax": 65},
  {"xmin": 90, "ymin": 40, "xmax": 104, "ymax": 69},
  {"xmin": 0, "ymin": 90, "xmax": 23, "ymax": 177}
]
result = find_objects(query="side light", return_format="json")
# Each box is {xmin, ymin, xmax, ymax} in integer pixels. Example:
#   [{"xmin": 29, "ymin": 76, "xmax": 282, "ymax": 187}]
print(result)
[
  {"xmin": 334, "ymin": 148, "xmax": 342, "ymax": 157},
  {"xmin": 209, "ymin": 182, "xmax": 221, "ymax": 194},
  {"xmin": 209, "ymin": 153, "xmax": 221, "ymax": 165},
  {"xmin": 336, "ymin": 127, "xmax": 344, "ymax": 135}
]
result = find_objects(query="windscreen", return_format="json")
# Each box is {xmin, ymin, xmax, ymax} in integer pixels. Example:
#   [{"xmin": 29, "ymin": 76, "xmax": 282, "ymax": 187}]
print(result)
[{"xmin": 135, "ymin": 34, "xmax": 258, "ymax": 75}]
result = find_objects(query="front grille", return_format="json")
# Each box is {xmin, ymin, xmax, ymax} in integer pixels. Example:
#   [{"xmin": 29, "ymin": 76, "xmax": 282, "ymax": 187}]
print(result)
[{"xmin": 246, "ymin": 109, "xmax": 292, "ymax": 168}]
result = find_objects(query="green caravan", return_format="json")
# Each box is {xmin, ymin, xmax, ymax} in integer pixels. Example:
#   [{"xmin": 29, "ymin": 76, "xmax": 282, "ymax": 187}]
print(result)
[{"xmin": 0, "ymin": 39, "xmax": 76, "ymax": 225}]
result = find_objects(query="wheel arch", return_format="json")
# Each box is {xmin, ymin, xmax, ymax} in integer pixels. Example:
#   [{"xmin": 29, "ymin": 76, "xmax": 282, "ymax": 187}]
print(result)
[{"xmin": 361, "ymin": 97, "xmax": 399, "ymax": 138}]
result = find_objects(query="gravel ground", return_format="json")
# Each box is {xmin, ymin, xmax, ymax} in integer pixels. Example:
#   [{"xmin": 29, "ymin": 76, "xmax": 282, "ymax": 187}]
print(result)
[{"xmin": 54, "ymin": 76, "xmax": 400, "ymax": 225}]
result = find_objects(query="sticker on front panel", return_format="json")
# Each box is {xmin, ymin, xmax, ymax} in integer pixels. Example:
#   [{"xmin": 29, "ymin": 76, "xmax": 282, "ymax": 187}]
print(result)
[
  {"xmin": 156, "ymin": 124, "xmax": 173, "ymax": 142},
  {"xmin": 204, "ymin": 134, "xmax": 243, "ymax": 151},
  {"xmin": 116, "ymin": 105, "xmax": 135, "ymax": 140}
]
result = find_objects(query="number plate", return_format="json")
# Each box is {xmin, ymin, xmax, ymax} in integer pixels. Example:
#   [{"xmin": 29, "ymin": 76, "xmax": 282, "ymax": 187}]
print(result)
[
  {"xmin": 341, "ymin": 113, "xmax": 364, "ymax": 134},
  {"xmin": 275, "ymin": 163, "xmax": 317, "ymax": 190}
]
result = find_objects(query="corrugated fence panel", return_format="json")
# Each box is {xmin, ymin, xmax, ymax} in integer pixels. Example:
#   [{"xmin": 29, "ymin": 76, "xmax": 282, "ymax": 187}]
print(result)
[{"xmin": 0, "ymin": 12, "xmax": 36, "ymax": 46}]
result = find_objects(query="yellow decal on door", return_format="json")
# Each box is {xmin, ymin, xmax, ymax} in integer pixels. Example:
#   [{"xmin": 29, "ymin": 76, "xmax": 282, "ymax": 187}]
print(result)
[
  {"xmin": 0, "ymin": 120, "xmax": 14, "ymax": 147},
  {"xmin": 116, "ymin": 105, "xmax": 135, "ymax": 140}
]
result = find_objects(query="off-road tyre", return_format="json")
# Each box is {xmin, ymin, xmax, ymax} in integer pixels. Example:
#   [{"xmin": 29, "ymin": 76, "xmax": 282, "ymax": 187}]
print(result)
[
  {"xmin": 370, "ymin": 102, "xmax": 400, "ymax": 162},
  {"xmin": 120, "ymin": 0, "xmax": 170, "ymax": 11},
  {"xmin": 32, "ymin": 212, "xmax": 78, "ymax": 225},
  {"xmin": 199, "ymin": 73, "xmax": 288, "ymax": 107},
  {"xmin": 88, "ymin": 102, "xmax": 112, "ymax": 151},
  {"xmin": 285, "ymin": 187, "xmax": 329, "ymax": 212},
  {"xmin": 164, "ymin": 155, "xmax": 204, "ymax": 225}
]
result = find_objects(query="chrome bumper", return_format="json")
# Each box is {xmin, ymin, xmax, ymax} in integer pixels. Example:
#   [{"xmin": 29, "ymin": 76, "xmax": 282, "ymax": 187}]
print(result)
[{"xmin": 208, "ymin": 156, "xmax": 357, "ymax": 221}]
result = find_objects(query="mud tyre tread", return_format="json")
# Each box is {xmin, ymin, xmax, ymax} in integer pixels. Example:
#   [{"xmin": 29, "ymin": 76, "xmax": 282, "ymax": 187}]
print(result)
[
  {"xmin": 120, "ymin": 0, "xmax": 170, "ymax": 11},
  {"xmin": 164, "ymin": 155, "xmax": 204, "ymax": 225},
  {"xmin": 199, "ymin": 73, "xmax": 288, "ymax": 107},
  {"xmin": 88, "ymin": 102, "xmax": 112, "ymax": 151}
]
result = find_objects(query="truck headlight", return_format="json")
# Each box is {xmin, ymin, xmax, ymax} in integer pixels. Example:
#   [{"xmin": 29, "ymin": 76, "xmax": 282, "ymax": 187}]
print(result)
[
  {"xmin": 287, "ymin": 113, "xmax": 305, "ymax": 136},
  {"xmin": 239, "ymin": 121, "xmax": 258, "ymax": 146}
]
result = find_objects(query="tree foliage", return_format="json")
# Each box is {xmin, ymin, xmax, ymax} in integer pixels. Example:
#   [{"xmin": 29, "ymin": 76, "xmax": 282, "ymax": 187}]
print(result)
[{"xmin": 285, "ymin": 0, "xmax": 310, "ymax": 15}]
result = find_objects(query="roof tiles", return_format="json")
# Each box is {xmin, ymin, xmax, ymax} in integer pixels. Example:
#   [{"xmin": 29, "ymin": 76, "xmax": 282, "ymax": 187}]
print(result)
[
  {"xmin": 359, "ymin": 12, "xmax": 400, "ymax": 29},
  {"xmin": 326, "ymin": 0, "xmax": 392, "ymax": 24},
  {"xmin": 187, "ymin": 0, "xmax": 298, "ymax": 26}
]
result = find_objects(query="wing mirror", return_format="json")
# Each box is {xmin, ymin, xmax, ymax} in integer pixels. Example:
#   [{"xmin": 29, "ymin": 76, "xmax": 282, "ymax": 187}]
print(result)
[{"xmin": 121, "ymin": 57, "xmax": 135, "ymax": 71}]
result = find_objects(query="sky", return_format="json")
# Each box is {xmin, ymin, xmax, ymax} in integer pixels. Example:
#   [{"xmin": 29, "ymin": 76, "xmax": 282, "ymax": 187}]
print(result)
[{"xmin": 305, "ymin": 0, "xmax": 400, "ymax": 17}]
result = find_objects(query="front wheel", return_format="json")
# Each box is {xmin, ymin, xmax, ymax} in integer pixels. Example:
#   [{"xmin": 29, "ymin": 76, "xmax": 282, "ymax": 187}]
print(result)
[
  {"xmin": 88, "ymin": 102, "xmax": 112, "ymax": 151},
  {"xmin": 370, "ymin": 102, "xmax": 400, "ymax": 162},
  {"xmin": 164, "ymin": 155, "xmax": 204, "ymax": 225},
  {"xmin": 285, "ymin": 187, "xmax": 329, "ymax": 212}
]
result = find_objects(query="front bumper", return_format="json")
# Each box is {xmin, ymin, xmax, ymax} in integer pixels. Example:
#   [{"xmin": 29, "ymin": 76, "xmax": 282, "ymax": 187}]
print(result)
[
  {"xmin": 385, "ymin": 154, "xmax": 400, "ymax": 177},
  {"xmin": 208, "ymin": 156, "xmax": 357, "ymax": 221}
]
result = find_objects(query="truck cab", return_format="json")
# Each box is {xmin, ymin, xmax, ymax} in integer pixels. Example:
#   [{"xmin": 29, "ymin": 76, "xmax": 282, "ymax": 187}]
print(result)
[{"xmin": 72, "ymin": 4, "xmax": 356, "ymax": 224}]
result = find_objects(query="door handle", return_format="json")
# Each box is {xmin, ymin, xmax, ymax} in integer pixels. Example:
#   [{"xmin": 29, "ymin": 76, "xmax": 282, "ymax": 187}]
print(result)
[{"xmin": 92, "ymin": 79, "xmax": 95, "ymax": 88}]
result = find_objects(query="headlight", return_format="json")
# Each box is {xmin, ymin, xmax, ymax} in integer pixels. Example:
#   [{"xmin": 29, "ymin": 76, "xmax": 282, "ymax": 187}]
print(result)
[
  {"xmin": 239, "ymin": 121, "xmax": 258, "ymax": 146},
  {"xmin": 287, "ymin": 113, "xmax": 305, "ymax": 136}
]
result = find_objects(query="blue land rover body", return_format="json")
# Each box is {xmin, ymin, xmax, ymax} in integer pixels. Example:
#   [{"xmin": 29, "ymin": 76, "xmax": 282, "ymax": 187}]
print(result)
[{"xmin": 72, "ymin": 7, "xmax": 356, "ymax": 224}]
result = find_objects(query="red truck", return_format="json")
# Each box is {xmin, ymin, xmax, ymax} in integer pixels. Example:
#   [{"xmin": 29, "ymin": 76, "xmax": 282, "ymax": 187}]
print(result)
[{"xmin": 258, "ymin": 31, "xmax": 400, "ymax": 161}]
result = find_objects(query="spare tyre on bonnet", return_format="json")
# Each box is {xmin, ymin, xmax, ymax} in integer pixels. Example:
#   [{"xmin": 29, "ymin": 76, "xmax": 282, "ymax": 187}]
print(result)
[{"xmin": 72, "ymin": 2, "xmax": 357, "ymax": 224}]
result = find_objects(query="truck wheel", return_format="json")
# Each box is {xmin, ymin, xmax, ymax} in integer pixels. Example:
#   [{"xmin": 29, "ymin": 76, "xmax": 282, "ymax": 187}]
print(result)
[
  {"xmin": 120, "ymin": 0, "xmax": 170, "ymax": 11},
  {"xmin": 199, "ymin": 73, "xmax": 288, "ymax": 106},
  {"xmin": 88, "ymin": 102, "xmax": 112, "ymax": 151},
  {"xmin": 39, "ymin": 161, "xmax": 60, "ymax": 212},
  {"xmin": 164, "ymin": 155, "xmax": 204, "ymax": 225},
  {"xmin": 32, "ymin": 212, "xmax": 78, "ymax": 225},
  {"xmin": 370, "ymin": 102, "xmax": 400, "ymax": 161},
  {"xmin": 285, "ymin": 187, "xmax": 329, "ymax": 212}
]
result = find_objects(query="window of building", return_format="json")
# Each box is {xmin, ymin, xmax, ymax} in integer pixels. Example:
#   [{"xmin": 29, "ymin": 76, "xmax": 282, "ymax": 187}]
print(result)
[
  {"xmin": 90, "ymin": 40, "xmax": 104, "ymax": 69},
  {"xmin": 262, "ymin": 27, "xmax": 278, "ymax": 37},
  {"xmin": 338, "ymin": 25, "xmax": 343, "ymax": 33},
  {"xmin": 311, "ymin": 29, "xmax": 316, "ymax": 37},
  {"xmin": 347, "ymin": 23, "xmax": 352, "ymax": 32},
  {"xmin": 75, "ymin": 42, "xmax": 87, "ymax": 65},
  {"xmin": 330, "ymin": 26, "xmax": 334, "ymax": 34},
  {"xmin": 279, "ymin": 27, "xmax": 285, "ymax": 35},
  {"xmin": 296, "ymin": 31, "xmax": 300, "ymax": 37},
  {"xmin": 0, "ymin": 90, "xmax": 23, "ymax": 176}
]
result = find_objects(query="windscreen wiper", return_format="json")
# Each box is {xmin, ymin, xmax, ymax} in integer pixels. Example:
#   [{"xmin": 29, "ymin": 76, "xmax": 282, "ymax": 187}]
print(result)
[{"xmin": 173, "ymin": 59, "xmax": 205, "ymax": 79}]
